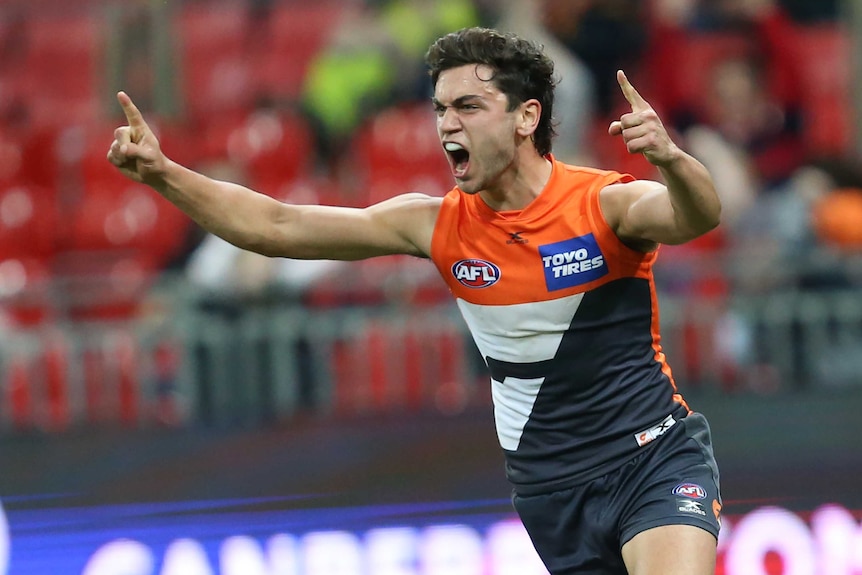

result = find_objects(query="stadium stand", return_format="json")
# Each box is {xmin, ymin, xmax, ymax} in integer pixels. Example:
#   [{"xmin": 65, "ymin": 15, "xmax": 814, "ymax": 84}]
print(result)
[{"xmin": 0, "ymin": 0, "xmax": 858, "ymax": 432}]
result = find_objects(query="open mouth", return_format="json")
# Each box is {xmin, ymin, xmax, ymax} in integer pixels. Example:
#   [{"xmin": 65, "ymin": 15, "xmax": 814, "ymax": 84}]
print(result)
[{"xmin": 444, "ymin": 142, "xmax": 470, "ymax": 179}]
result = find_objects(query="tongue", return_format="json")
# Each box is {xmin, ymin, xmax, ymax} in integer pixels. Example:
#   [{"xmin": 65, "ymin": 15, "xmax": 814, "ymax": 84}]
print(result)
[{"xmin": 453, "ymin": 160, "xmax": 468, "ymax": 178}]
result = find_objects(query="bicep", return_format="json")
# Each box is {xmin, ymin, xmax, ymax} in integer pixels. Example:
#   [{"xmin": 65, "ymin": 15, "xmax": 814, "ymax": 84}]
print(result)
[{"xmin": 263, "ymin": 193, "xmax": 440, "ymax": 260}]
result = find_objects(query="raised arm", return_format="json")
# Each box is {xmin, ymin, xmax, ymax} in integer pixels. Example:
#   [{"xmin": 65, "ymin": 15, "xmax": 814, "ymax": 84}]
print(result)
[
  {"xmin": 601, "ymin": 71, "xmax": 721, "ymax": 249},
  {"xmin": 106, "ymin": 92, "xmax": 440, "ymax": 260}
]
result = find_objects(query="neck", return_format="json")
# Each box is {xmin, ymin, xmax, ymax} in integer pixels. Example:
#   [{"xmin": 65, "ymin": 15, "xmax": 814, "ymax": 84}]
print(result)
[{"xmin": 479, "ymin": 153, "xmax": 553, "ymax": 212}]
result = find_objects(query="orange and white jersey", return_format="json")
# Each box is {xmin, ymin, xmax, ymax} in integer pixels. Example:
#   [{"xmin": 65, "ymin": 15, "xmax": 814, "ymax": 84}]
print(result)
[{"xmin": 431, "ymin": 156, "xmax": 690, "ymax": 494}]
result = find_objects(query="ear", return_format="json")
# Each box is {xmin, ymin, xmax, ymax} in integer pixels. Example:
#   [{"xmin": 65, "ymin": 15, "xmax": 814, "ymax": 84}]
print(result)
[{"xmin": 516, "ymin": 99, "xmax": 542, "ymax": 137}]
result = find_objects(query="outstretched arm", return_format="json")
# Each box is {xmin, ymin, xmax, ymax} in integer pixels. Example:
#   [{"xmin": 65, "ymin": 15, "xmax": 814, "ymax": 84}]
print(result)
[
  {"xmin": 106, "ymin": 92, "xmax": 439, "ymax": 260},
  {"xmin": 601, "ymin": 71, "xmax": 721, "ymax": 249}
]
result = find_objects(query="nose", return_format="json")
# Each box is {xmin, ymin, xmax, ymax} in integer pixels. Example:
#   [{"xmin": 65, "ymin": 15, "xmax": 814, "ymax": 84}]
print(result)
[{"xmin": 437, "ymin": 107, "xmax": 461, "ymax": 134}]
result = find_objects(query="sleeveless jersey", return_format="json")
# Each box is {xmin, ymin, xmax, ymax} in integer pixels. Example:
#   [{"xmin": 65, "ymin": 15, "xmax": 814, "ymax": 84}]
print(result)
[{"xmin": 430, "ymin": 157, "xmax": 690, "ymax": 494}]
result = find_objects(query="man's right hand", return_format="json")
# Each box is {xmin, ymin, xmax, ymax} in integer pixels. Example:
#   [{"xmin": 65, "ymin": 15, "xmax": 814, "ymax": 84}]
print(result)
[{"xmin": 106, "ymin": 92, "xmax": 167, "ymax": 186}]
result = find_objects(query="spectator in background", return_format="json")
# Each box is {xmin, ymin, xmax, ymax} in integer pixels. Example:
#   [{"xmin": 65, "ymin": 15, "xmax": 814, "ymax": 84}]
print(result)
[
  {"xmin": 682, "ymin": 55, "xmax": 791, "ymax": 223},
  {"xmin": 301, "ymin": 0, "xmax": 479, "ymax": 172},
  {"xmin": 809, "ymin": 161, "xmax": 862, "ymax": 257},
  {"xmin": 638, "ymin": 0, "xmax": 808, "ymax": 391},
  {"xmin": 647, "ymin": 0, "xmax": 807, "ymax": 197},
  {"xmin": 301, "ymin": 3, "xmax": 400, "ymax": 171},
  {"xmin": 543, "ymin": 0, "xmax": 648, "ymax": 118},
  {"xmin": 378, "ymin": 0, "xmax": 481, "ymax": 101},
  {"xmin": 693, "ymin": 0, "xmax": 838, "ymax": 27},
  {"xmin": 494, "ymin": 0, "xmax": 597, "ymax": 165},
  {"xmin": 706, "ymin": 155, "xmax": 862, "ymax": 392},
  {"xmin": 643, "ymin": 0, "xmax": 810, "ymax": 302},
  {"xmin": 729, "ymin": 157, "xmax": 862, "ymax": 294}
]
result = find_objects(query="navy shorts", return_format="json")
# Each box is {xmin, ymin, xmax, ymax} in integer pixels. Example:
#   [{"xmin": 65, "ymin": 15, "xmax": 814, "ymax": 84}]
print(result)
[{"xmin": 512, "ymin": 412, "xmax": 722, "ymax": 575}]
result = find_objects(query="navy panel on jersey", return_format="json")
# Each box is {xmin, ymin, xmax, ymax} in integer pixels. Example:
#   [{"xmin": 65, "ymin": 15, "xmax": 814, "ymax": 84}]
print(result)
[{"xmin": 487, "ymin": 278, "xmax": 683, "ymax": 493}]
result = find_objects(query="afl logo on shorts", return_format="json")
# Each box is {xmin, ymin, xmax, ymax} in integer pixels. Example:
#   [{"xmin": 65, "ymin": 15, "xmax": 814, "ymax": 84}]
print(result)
[
  {"xmin": 452, "ymin": 259, "xmax": 501, "ymax": 288},
  {"xmin": 673, "ymin": 483, "xmax": 707, "ymax": 500}
]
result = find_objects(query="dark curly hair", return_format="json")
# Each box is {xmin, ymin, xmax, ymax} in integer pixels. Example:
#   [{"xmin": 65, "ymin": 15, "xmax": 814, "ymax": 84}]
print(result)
[{"xmin": 425, "ymin": 27, "xmax": 558, "ymax": 156}]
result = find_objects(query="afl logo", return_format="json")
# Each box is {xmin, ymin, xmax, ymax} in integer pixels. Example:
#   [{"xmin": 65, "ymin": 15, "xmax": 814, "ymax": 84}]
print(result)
[
  {"xmin": 673, "ymin": 483, "xmax": 707, "ymax": 500},
  {"xmin": 452, "ymin": 259, "xmax": 501, "ymax": 288}
]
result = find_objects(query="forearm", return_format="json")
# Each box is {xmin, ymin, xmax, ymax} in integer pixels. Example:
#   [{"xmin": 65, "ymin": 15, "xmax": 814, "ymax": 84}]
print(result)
[
  {"xmin": 657, "ymin": 149, "xmax": 722, "ymax": 239},
  {"xmin": 153, "ymin": 160, "xmax": 287, "ymax": 255}
]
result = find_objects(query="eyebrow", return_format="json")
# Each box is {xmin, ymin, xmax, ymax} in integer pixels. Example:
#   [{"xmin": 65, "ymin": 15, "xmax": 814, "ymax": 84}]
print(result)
[{"xmin": 431, "ymin": 94, "xmax": 483, "ymax": 108}]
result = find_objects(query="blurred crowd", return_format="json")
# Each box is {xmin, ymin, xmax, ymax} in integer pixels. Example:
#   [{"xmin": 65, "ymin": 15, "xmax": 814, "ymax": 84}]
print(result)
[{"xmin": 0, "ymin": 0, "xmax": 860, "ymax": 398}]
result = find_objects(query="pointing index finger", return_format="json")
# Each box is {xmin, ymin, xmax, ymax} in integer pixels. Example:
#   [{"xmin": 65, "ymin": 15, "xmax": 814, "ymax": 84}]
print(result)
[
  {"xmin": 617, "ymin": 70, "xmax": 650, "ymax": 113},
  {"xmin": 117, "ymin": 91, "xmax": 148, "ymax": 129}
]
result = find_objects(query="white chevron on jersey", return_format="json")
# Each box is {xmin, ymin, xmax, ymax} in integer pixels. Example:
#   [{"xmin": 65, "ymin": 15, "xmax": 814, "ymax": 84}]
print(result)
[
  {"xmin": 492, "ymin": 376, "xmax": 546, "ymax": 450},
  {"xmin": 456, "ymin": 294, "xmax": 585, "ymax": 449},
  {"xmin": 455, "ymin": 294, "xmax": 585, "ymax": 363}
]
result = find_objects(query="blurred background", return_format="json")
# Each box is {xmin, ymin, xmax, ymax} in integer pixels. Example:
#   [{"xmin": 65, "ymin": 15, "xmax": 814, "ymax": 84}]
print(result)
[{"xmin": 1, "ymin": 0, "xmax": 861, "ymax": 573}]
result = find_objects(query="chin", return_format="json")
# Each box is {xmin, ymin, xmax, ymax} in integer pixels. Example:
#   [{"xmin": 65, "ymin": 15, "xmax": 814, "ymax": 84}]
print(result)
[{"xmin": 456, "ymin": 179, "xmax": 481, "ymax": 195}]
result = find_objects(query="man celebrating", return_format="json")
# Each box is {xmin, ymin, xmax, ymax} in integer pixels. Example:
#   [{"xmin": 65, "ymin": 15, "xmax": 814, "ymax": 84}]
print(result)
[{"xmin": 109, "ymin": 26, "xmax": 722, "ymax": 575}]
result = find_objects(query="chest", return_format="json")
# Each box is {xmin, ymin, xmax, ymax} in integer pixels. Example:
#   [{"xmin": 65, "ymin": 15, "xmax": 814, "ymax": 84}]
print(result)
[{"xmin": 440, "ymin": 209, "xmax": 613, "ymax": 305}]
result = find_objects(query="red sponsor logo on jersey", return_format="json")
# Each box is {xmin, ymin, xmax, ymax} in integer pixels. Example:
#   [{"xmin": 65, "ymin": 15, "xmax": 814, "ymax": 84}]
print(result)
[
  {"xmin": 673, "ymin": 483, "xmax": 707, "ymax": 500},
  {"xmin": 634, "ymin": 414, "xmax": 675, "ymax": 447},
  {"xmin": 452, "ymin": 259, "xmax": 501, "ymax": 288}
]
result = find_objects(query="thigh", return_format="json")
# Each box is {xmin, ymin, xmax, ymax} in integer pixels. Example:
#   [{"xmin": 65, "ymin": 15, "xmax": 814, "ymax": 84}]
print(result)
[
  {"xmin": 621, "ymin": 524, "xmax": 716, "ymax": 575},
  {"xmin": 513, "ymin": 486, "xmax": 628, "ymax": 575}
]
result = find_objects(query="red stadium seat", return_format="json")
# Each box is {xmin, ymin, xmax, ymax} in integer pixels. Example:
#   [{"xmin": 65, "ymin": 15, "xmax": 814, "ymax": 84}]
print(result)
[
  {"xmin": 36, "ymin": 120, "xmax": 193, "ymax": 320},
  {"xmin": 65, "ymin": 182, "xmax": 184, "ymax": 257},
  {"xmin": 59, "ymin": 121, "xmax": 192, "ymax": 267},
  {"xmin": 174, "ymin": 4, "xmax": 254, "ymax": 122},
  {"xmin": 21, "ymin": 14, "xmax": 103, "ymax": 128},
  {"xmin": 201, "ymin": 108, "xmax": 316, "ymax": 196},
  {"xmin": 350, "ymin": 103, "xmax": 453, "ymax": 204},
  {"xmin": 791, "ymin": 24, "xmax": 852, "ymax": 155},
  {"xmin": 0, "ymin": 182, "xmax": 58, "ymax": 262},
  {"xmin": 253, "ymin": 2, "xmax": 350, "ymax": 100}
]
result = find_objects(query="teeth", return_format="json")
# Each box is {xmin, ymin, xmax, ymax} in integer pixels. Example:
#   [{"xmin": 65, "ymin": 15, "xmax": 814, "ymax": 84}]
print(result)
[{"xmin": 444, "ymin": 143, "xmax": 464, "ymax": 152}]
